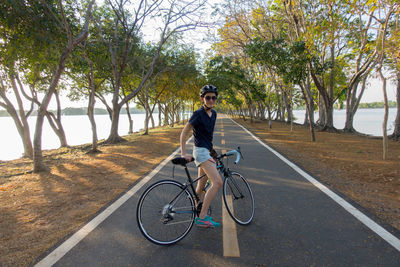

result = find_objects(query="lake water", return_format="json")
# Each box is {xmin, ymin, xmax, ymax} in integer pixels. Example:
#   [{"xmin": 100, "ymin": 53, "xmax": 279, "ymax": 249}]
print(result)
[
  {"xmin": 0, "ymin": 113, "xmax": 164, "ymax": 161},
  {"xmin": 0, "ymin": 108, "xmax": 397, "ymax": 161},
  {"xmin": 292, "ymin": 108, "xmax": 397, "ymax": 136}
]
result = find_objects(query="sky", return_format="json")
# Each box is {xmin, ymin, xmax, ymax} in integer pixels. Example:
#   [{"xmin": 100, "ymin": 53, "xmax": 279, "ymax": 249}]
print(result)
[
  {"xmin": 48, "ymin": 0, "xmax": 400, "ymax": 109},
  {"xmin": 1, "ymin": 0, "xmax": 397, "ymax": 110},
  {"xmin": 361, "ymin": 76, "xmax": 397, "ymax": 103}
]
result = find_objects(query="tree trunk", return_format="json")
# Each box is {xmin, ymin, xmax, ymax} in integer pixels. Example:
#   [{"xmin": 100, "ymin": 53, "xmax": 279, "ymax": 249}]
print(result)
[
  {"xmin": 46, "ymin": 91, "xmax": 68, "ymax": 147},
  {"xmin": 106, "ymin": 105, "xmax": 125, "ymax": 143},
  {"xmin": 391, "ymin": 73, "xmax": 400, "ymax": 140},
  {"xmin": 376, "ymin": 6, "xmax": 393, "ymax": 160},
  {"xmin": 143, "ymin": 88, "xmax": 150, "ymax": 135},
  {"xmin": 126, "ymin": 101, "xmax": 133, "ymax": 134},
  {"xmin": 150, "ymin": 113, "xmax": 155, "ymax": 128},
  {"xmin": 282, "ymin": 91, "xmax": 292, "ymax": 123},
  {"xmin": 144, "ymin": 107, "xmax": 149, "ymax": 135},
  {"xmin": 87, "ymin": 87, "xmax": 99, "ymax": 152},
  {"xmin": 325, "ymin": 102, "xmax": 334, "ymax": 130},
  {"xmin": 249, "ymin": 102, "xmax": 254, "ymax": 123},
  {"xmin": 46, "ymin": 112, "xmax": 67, "ymax": 147},
  {"xmin": 170, "ymin": 103, "xmax": 175, "ymax": 127},
  {"xmin": 306, "ymin": 76, "xmax": 315, "ymax": 125},
  {"xmin": 310, "ymin": 70, "xmax": 334, "ymax": 130},
  {"xmin": 344, "ymin": 83, "xmax": 358, "ymax": 132},
  {"xmin": 163, "ymin": 104, "xmax": 167, "ymax": 126},
  {"xmin": 300, "ymin": 83, "xmax": 315, "ymax": 142},
  {"xmin": 34, "ymin": 48, "xmax": 73, "ymax": 172},
  {"xmin": 327, "ymin": 8, "xmax": 335, "ymax": 131},
  {"xmin": 1, "ymin": 103, "xmax": 33, "ymax": 158},
  {"xmin": 317, "ymin": 93, "xmax": 325, "ymax": 126},
  {"xmin": 379, "ymin": 69, "xmax": 389, "ymax": 160},
  {"xmin": 0, "ymin": 78, "xmax": 34, "ymax": 158},
  {"xmin": 83, "ymin": 51, "xmax": 100, "ymax": 153},
  {"xmin": 158, "ymin": 102, "xmax": 162, "ymax": 127},
  {"xmin": 343, "ymin": 61, "xmax": 373, "ymax": 133}
]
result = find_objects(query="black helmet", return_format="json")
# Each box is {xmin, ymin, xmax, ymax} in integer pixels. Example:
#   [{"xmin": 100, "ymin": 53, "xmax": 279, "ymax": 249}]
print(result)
[{"xmin": 200, "ymin": 84, "xmax": 218, "ymax": 97}]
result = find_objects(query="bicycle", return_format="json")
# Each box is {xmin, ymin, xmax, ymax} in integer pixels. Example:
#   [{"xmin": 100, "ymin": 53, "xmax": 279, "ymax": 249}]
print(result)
[{"xmin": 136, "ymin": 147, "xmax": 255, "ymax": 245}]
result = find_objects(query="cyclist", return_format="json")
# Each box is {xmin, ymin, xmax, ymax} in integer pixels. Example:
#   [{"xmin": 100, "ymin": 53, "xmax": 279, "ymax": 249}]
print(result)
[{"xmin": 180, "ymin": 84, "xmax": 222, "ymax": 228}]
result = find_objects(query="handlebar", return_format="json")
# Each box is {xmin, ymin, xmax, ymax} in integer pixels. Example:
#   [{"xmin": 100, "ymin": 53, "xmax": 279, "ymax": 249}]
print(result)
[{"xmin": 217, "ymin": 146, "xmax": 244, "ymax": 164}]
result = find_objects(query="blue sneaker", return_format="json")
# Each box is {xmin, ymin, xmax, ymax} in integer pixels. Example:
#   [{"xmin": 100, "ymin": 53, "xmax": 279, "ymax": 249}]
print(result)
[{"xmin": 195, "ymin": 215, "xmax": 221, "ymax": 228}]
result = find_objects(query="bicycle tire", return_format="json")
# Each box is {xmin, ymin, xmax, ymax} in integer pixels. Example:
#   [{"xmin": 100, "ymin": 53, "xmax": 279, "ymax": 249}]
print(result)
[
  {"xmin": 136, "ymin": 180, "xmax": 195, "ymax": 245},
  {"xmin": 223, "ymin": 171, "xmax": 254, "ymax": 225}
]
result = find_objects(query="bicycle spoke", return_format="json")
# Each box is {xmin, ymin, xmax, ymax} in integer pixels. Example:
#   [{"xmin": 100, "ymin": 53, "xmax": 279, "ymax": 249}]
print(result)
[
  {"xmin": 137, "ymin": 180, "xmax": 195, "ymax": 245},
  {"xmin": 162, "ymin": 219, "xmax": 194, "ymax": 226},
  {"xmin": 223, "ymin": 172, "xmax": 254, "ymax": 225}
]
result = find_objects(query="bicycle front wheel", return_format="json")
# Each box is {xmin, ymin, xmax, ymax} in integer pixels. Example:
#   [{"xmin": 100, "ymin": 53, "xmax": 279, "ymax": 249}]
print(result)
[
  {"xmin": 223, "ymin": 171, "xmax": 254, "ymax": 225},
  {"xmin": 136, "ymin": 180, "xmax": 195, "ymax": 245}
]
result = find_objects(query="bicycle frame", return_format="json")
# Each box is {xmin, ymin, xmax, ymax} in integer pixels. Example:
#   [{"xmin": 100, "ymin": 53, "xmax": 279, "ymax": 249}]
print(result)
[
  {"xmin": 137, "ymin": 147, "xmax": 253, "ymax": 245},
  {"xmin": 167, "ymin": 167, "xmax": 206, "ymax": 214},
  {"xmin": 169, "ymin": 156, "xmax": 239, "ymax": 214}
]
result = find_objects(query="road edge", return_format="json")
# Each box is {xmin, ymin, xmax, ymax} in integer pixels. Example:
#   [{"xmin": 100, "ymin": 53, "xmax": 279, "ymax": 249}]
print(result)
[{"xmin": 228, "ymin": 117, "xmax": 400, "ymax": 253}]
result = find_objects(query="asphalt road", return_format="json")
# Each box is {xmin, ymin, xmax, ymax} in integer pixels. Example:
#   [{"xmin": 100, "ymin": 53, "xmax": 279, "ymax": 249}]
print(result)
[{"xmin": 35, "ymin": 115, "xmax": 400, "ymax": 266}]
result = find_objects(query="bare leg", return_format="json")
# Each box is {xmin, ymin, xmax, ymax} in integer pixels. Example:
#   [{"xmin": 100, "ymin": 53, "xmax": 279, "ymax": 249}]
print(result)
[
  {"xmin": 195, "ymin": 167, "xmax": 207, "ymax": 204},
  {"xmin": 198, "ymin": 160, "xmax": 222, "ymax": 219}
]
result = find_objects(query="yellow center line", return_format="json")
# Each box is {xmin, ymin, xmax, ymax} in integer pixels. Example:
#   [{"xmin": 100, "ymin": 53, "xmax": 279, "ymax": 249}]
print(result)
[{"xmin": 222, "ymin": 196, "xmax": 240, "ymax": 257}]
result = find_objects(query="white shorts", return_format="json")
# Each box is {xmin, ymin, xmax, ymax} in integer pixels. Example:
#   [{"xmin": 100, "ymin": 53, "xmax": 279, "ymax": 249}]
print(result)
[{"xmin": 192, "ymin": 146, "xmax": 215, "ymax": 167}]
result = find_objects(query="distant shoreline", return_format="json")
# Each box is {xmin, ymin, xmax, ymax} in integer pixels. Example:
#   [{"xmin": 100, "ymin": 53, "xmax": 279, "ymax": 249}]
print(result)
[
  {"xmin": 0, "ymin": 102, "xmax": 397, "ymax": 117},
  {"xmin": 0, "ymin": 107, "xmax": 149, "ymax": 117}
]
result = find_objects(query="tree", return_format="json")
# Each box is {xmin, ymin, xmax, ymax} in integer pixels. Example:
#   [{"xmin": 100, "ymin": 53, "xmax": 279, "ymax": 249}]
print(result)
[
  {"xmin": 33, "ymin": 0, "xmax": 94, "ymax": 172},
  {"xmin": 372, "ymin": 0, "xmax": 399, "ymax": 159},
  {"xmin": 0, "ymin": 0, "xmax": 89, "ymax": 162},
  {"xmin": 385, "ymin": 7, "xmax": 400, "ymax": 140},
  {"xmin": 341, "ymin": 1, "xmax": 379, "ymax": 133},
  {"xmin": 93, "ymin": 0, "xmax": 206, "ymax": 143},
  {"xmin": 0, "ymin": 0, "xmax": 62, "ymax": 159},
  {"xmin": 246, "ymin": 37, "xmax": 316, "ymax": 140},
  {"xmin": 67, "ymin": 23, "xmax": 111, "ymax": 153}
]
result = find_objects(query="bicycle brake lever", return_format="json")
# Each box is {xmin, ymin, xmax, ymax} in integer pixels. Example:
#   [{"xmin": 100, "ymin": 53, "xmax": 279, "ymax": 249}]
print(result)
[{"xmin": 237, "ymin": 146, "xmax": 244, "ymax": 160}]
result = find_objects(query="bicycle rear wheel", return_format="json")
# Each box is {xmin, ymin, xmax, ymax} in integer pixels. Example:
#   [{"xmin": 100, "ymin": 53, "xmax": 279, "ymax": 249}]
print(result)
[
  {"xmin": 136, "ymin": 180, "xmax": 195, "ymax": 245},
  {"xmin": 223, "ymin": 171, "xmax": 254, "ymax": 225}
]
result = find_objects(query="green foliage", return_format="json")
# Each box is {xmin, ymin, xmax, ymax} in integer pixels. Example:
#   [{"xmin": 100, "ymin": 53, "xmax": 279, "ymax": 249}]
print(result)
[
  {"xmin": 359, "ymin": 101, "xmax": 397, "ymax": 109},
  {"xmin": 205, "ymin": 55, "xmax": 259, "ymax": 108},
  {"xmin": 245, "ymin": 37, "xmax": 312, "ymax": 85}
]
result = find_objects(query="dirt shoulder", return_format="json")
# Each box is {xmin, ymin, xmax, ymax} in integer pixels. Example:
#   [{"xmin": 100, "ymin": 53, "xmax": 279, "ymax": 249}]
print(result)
[
  {"xmin": 232, "ymin": 117, "xmax": 400, "ymax": 233},
  {"xmin": 0, "ymin": 125, "xmax": 185, "ymax": 266},
  {"xmin": 1, "ymin": 118, "xmax": 399, "ymax": 266}
]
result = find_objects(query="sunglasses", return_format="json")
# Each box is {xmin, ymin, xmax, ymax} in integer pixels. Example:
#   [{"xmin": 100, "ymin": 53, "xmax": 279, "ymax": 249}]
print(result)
[{"xmin": 204, "ymin": 96, "xmax": 217, "ymax": 101}]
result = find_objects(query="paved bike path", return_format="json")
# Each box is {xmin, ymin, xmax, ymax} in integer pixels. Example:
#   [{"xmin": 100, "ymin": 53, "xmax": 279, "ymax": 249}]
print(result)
[{"xmin": 36, "ymin": 116, "xmax": 400, "ymax": 266}]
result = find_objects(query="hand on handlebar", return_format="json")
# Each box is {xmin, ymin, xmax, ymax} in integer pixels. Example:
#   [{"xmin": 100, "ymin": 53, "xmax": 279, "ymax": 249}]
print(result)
[{"xmin": 181, "ymin": 154, "xmax": 193, "ymax": 162}]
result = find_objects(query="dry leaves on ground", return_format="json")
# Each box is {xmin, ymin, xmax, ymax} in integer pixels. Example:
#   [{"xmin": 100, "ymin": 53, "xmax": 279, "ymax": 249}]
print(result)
[{"xmin": 0, "ymin": 125, "xmax": 184, "ymax": 266}]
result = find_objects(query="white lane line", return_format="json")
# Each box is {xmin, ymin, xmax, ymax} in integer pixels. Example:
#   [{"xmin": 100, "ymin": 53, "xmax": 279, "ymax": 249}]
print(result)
[
  {"xmin": 228, "ymin": 117, "xmax": 400, "ymax": 252},
  {"xmin": 222, "ymin": 196, "xmax": 240, "ymax": 257},
  {"xmin": 35, "ymin": 137, "xmax": 193, "ymax": 267}
]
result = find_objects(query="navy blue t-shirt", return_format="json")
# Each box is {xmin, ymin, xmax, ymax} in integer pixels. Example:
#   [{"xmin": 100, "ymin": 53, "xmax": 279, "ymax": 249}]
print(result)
[{"xmin": 189, "ymin": 106, "xmax": 217, "ymax": 150}]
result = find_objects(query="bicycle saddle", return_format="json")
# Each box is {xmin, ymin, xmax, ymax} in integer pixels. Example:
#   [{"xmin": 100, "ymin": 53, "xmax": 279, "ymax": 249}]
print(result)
[{"xmin": 171, "ymin": 157, "xmax": 194, "ymax": 166}]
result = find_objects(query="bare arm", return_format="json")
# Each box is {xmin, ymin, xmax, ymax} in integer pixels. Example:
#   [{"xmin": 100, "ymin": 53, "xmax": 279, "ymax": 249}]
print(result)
[{"xmin": 180, "ymin": 122, "xmax": 193, "ymax": 160}]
